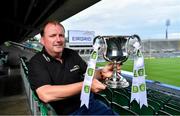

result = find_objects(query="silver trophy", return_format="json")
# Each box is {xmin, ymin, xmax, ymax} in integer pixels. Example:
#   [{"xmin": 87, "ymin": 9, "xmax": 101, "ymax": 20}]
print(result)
[{"xmin": 94, "ymin": 35, "xmax": 141, "ymax": 88}]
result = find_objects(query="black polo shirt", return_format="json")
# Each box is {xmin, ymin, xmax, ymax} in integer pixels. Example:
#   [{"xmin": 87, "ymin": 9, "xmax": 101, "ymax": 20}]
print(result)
[{"xmin": 28, "ymin": 48, "xmax": 87, "ymax": 114}]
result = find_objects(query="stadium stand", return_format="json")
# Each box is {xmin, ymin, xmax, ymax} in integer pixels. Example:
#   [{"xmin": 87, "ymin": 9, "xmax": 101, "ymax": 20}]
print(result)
[
  {"xmin": 16, "ymin": 39, "xmax": 180, "ymax": 115},
  {"xmin": 111, "ymin": 102, "xmax": 138, "ymax": 115},
  {"xmin": 93, "ymin": 67, "xmax": 180, "ymax": 115},
  {"xmin": 112, "ymin": 91, "xmax": 130, "ymax": 108},
  {"xmin": 157, "ymin": 109, "xmax": 172, "ymax": 115},
  {"xmin": 99, "ymin": 87, "xmax": 113, "ymax": 103},
  {"xmin": 96, "ymin": 84, "xmax": 180, "ymax": 115},
  {"xmin": 94, "ymin": 93, "xmax": 111, "ymax": 107},
  {"xmin": 142, "ymin": 39, "xmax": 180, "ymax": 58},
  {"xmin": 130, "ymin": 100, "xmax": 155, "ymax": 115},
  {"xmin": 147, "ymin": 99, "xmax": 161, "ymax": 113}
]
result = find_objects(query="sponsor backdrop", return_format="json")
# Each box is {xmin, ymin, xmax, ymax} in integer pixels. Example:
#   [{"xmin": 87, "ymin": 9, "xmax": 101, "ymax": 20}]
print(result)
[{"xmin": 68, "ymin": 30, "xmax": 95, "ymax": 46}]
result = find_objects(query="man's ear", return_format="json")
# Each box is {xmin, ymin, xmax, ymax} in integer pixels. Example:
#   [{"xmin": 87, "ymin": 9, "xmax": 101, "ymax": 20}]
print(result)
[{"xmin": 40, "ymin": 37, "xmax": 44, "ymax": 45}]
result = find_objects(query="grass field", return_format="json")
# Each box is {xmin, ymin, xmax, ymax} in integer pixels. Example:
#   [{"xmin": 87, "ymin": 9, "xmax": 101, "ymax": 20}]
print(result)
[{"xmin": 97, "ymin": 57, "xmax": 180, "ymax": 87}]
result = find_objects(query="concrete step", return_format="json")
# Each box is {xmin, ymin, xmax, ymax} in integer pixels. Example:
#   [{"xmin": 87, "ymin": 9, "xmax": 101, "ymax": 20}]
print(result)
[{"xmin": 0, "ymin": 94, "xmax": 31, "ymax": 115}]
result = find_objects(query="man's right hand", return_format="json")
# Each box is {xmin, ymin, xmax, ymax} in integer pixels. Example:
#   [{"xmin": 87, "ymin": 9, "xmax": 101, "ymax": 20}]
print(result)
[
  {"xmin": 91, "ymin": 78, "xmax": 106, "ymax": 93},
  {"xmin": 101, "ymin": 63, "xmax": 121, "ymax": 79}
]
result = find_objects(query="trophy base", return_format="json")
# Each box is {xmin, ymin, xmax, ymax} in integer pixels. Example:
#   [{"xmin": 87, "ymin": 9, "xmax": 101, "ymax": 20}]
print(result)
[{"xmin": 105, "ymin": 79, "xmax": 129, "ymax": 89}]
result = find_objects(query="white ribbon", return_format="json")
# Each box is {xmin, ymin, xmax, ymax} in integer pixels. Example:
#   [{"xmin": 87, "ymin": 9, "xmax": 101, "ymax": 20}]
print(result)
[
  {"xmin": 80, "ymin": 44, "xmax": 99, "ymax": 108},
  {"xmin": 130, "ymin": 49, "xmax": 148, "ymax": 108}
]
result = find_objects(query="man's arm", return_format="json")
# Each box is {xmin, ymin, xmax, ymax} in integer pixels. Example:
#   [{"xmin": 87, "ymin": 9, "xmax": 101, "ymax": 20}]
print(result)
[
  {"xmin": 36, "ymin": 82, "xmax": 83, "ymax": 103},
  {"xmin": 35, "ymin": 63, "xmax": 119, "ymax": 103},
  {"xmin": 36, "ymin": 79, "xmax": 107, "ymax": 103}
]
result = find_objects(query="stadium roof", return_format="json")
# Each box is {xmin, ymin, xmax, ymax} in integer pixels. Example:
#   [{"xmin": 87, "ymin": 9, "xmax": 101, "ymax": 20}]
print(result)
[{"xmin": 0, "ymin": 0, "xmax": 100, "ymax": 45}]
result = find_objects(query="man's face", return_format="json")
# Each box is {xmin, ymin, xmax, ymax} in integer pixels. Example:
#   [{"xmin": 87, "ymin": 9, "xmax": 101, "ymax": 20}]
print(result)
[{"xmin": 41, "ymin": 23, "xmax": 65, "ymax": 57}]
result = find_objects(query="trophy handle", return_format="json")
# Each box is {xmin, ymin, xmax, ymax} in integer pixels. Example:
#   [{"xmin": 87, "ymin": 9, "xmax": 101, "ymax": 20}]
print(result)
[
  {"xmin": 132, "ymin": 34, "xmax": 141, "ymax": 45},
  {"xmin": 127, "ymin": 34, "xmax": 142, "ymax": 55},
  {"xmin": 93, "ymin": 36, "xmax": 104, "ymax": 49}
]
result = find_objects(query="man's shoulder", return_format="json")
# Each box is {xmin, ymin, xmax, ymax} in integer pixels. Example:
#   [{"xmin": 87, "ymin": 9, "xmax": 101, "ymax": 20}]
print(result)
[
  {"xmin": 64, "ymin": 48, "xmax": 78, "ymax": 54},
  {"xmin": 29, "ymin": 52, "xmax": 43, "ymax": 62},
  {"xmin": 63, "ymin": 48, "xmax": 81, "ymax": 60}
]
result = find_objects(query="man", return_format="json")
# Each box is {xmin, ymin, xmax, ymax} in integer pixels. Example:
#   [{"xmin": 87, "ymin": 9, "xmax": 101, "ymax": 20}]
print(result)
[{"xmin": 28, "ymin": 20, "xmax": 118, "ymax": 115}]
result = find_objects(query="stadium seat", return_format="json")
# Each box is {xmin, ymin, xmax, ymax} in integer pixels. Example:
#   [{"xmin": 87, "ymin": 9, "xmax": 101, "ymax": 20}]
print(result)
[
  {"xmin": 170, "ymin": 95, "xmax": 180, "ymax": 102},
  {"xmin": 168, "ymin": 99, "xmax": 180, "ymax": 107},
  {"xmin": 148, "ymin": 89, "xmax": 171, "ymax": 102},
  {"xmin": 130, "ymin": 100, "xmax": 140, "ymax": 114},
  {"xmin": 157, "ymin": 110, "xmax": 171, "ymax": 115},
  {"xmin": 112, "ymin": 91, "xmax": 130, "ymax": 108},
  {"xmin": 148, "ymin": 96, "xmax": 165, "ymax": 108},
  {"xmin": 99, "ymin": 87, "xmax": 113, "ymax": 102},
  {"xmin": 130, "ymin": 100, "xmax": 155, "ymax": 115},
  {"xmin": 111, "ymin": 102, "xmax": 138, "ymax": 115},
  {"xmin": 20, "ymin": 57, "xmax": 29, "ymax": 75},
  {"xmin": 147, "ymin": 99, "xmax": 161, "ymax": 113},
  {"xmin": 20, "ymin": 58, "xmax": 57, "ymax": 115},
  {"xmin": 166, "ymin": 102, "xmax": 180, "ymax": 111},
  {"xmin": 113, "ymin": 88, "xmax": 130, "ymax": 98},
  {"xmin": 161, "ymin": 105, "xmax": 180, "ymax": 115},
  {"xmin": 30, "ymin": 90, "xmax": 57, "ymax": 116},
  {"xmin": 31, "ymin": 91, "xmax": 40, "ymax": 115},
  {"xmin": 140, "ymin": 105, "xmax": 155, "ymax": 115},
  {"xmin": 38, "ymin": 100, "xmax": 57, "ymax": 116},
  {"xmin": 94, "ymin": 93, "xmax": 111, "ymax": 107}
]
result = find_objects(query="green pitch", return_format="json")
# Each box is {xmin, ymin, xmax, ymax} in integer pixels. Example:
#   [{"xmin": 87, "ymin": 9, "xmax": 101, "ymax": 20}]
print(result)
[{"xmin": 97, "ymin": 57, "xmax": 180, "ymax": 87}]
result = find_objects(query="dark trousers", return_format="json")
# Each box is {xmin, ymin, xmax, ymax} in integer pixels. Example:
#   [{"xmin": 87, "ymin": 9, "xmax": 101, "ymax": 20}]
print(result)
[{"xmin": 71, "ymin": 99, "xmax": 118, "ymax": 115}]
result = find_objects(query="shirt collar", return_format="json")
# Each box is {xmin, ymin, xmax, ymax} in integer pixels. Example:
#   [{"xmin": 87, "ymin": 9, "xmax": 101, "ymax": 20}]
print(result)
[{"xmin": 41, "ymin": 47, "xmax": 64, "ymax": 62}]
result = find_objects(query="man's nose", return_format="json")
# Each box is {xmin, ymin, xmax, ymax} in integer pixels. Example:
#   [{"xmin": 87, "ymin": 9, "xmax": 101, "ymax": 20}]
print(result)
[{"xmin": 56, "ymin": 36, "xmax": 63, "ymax": 41}]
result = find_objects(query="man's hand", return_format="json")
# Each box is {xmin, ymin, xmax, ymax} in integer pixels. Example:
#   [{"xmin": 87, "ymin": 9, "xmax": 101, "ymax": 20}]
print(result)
[
  {"xmin": 91, "ymin": 63, "xmax": 121, "ymax": 93},
  {"xmin": 91, "ymin": 78, "xmax": 106, "ymax": 93},
  {"xmin": 101, "ymin": 63, "xmax": 121, "ymax": 79},
  {"xmin": 116, "ymin": 63, "xmax": 121, "ymax": 73}
]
